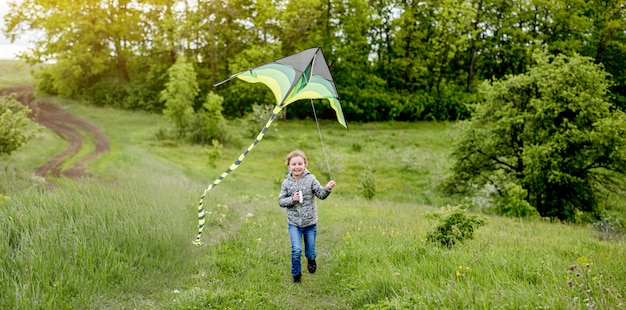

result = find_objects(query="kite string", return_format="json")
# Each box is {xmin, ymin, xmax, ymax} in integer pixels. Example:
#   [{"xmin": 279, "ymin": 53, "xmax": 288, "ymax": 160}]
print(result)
[{"xmin": 310, "ymin": 99, "xmax": 333, "ymax": 180}]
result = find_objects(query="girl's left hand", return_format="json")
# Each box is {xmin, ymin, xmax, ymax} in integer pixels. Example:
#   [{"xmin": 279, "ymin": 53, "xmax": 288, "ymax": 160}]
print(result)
[{"xmin": 326, "ymin": 180, "xmax": 336, "ymax": 190}]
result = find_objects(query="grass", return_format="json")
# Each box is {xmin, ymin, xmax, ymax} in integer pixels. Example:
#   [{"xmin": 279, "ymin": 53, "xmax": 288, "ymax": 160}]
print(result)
[
  {"xmin": 1, "ymin": 89, "xmax": 625, "ymax": 308},
  {"xmin": 0, "ymin": 60, "xmax": 37, "ymax": 88}
]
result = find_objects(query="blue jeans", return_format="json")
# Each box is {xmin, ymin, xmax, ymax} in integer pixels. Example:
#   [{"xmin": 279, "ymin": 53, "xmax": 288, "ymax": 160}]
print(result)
[{"xmin": 288, "ymin": 224, "xmax": 317, "ymax": 276}]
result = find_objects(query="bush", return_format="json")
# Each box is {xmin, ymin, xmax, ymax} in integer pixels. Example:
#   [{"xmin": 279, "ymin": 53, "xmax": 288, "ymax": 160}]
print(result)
[
  {"xmin": 359, "ymin": 170, "xmax": 376, "ymax": 200},
  {"xmin": 206, "ymin": 140, "xmax": 223, "ymax": 168},
  {"xmin": 0, "ymin": 94, "xmax": 38, "ymax": 156},
  {"xmin": 592, "ymin": 211, "xmax": 625, "ymax": 241},
  {"xmin": 188, "ymin": 112, "xmax": 227, "ymax": 145},
  {"xmin": 426, "ymin": 205, "xmax": 487, "ymax": 248},
  {"xmin": 188, "ymin": 92, "xmax": 228, "ymax": 145},
  {"xmin": 245, "ymin": 104, "xmax": 279, "ymax": 139},
  {"xmin": 491, "ymin": 183, "xmax": 540, "ymax": 218}
]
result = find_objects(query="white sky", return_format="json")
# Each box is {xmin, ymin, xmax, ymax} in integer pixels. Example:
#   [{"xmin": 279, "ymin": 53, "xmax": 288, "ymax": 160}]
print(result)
[{"xmin": 0, "ymin": 1, "xmax": 31, "ymax": 60}]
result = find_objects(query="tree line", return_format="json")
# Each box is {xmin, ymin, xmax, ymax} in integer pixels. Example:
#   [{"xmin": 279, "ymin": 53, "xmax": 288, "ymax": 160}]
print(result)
[{"xmin": 4, "ymin": 0, "xmax": 625, "ymax": 122}]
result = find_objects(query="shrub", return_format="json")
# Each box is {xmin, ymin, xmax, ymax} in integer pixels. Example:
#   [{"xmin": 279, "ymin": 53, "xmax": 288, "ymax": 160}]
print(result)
[
  {"xmin": 359, "ymin": 171, "xmax": 376, "ymax": 200},
  {"xmin": 188, "ymin": 92, "xmax": 229, "ymax": 145},
  {"xmin": 426, "ymin": 205, "xmax": 487, "ymax": 248},
  {"xmin": 491, "ymin": 183, "xmax": 540, "ymax": 218},
  {"xmin": 592, "ymin": 211, "xmax": 625, "ymax": 241},
  {"xmin": 206, "ymin": 140, "xmax": 223, "ymax": 168},
  {"xmin": 246, "ymin": 104, "xmax": 278, "ymax": 138},
  {"xmin": 0, "ymin": 94, "xmax": 38, "ymax": 156}
]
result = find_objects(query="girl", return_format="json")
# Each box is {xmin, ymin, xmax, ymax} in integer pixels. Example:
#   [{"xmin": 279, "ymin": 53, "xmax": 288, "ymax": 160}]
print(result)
[{"xmin": 278, "ymin": 150, "xmax": 336, "ymax": 283}]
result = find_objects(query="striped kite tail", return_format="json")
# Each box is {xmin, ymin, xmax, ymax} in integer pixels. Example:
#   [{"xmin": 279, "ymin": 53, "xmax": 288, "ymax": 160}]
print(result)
[
  {"xmin": 193, "ymin": 105, "xmax": 283, "ymax": 245},
  {"xmin": 193, "ymin": 183, "xmax": 216, "ymax": 246}
]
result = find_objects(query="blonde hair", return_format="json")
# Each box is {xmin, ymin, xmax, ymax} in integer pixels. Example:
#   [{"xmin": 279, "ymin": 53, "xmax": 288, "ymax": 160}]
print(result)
[{"xmin": 285, "ymin": 150, "xmax": 308, "ymax": 166}]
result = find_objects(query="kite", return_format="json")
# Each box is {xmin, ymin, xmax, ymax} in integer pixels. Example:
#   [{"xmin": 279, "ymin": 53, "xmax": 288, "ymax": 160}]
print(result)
[{"xmin": 193, "ymin": 47, "xmax": 348, "ymax": 245}]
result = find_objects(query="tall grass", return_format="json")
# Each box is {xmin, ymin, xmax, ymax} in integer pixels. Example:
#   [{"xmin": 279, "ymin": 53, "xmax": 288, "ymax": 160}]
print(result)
[
  {"xmin": 1, "ymin": 98, "xmax": 624, "ymax": 309},
  {"xmin": 1, "ymin": 135, "xmax": 200, "ymax": 308}
]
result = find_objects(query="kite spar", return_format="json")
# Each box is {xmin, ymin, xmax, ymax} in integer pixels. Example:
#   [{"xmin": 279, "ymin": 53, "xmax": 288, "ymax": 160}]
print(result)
[{"xmin": 194, "ymin": 47, "xmax": 347, "ymax": 245}]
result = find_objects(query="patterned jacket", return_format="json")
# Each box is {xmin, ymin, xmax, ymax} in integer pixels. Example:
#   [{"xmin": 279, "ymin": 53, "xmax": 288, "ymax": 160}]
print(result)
[{"xmin": 278, "ymin": 169, "xmax": 332, "ymax": 227}]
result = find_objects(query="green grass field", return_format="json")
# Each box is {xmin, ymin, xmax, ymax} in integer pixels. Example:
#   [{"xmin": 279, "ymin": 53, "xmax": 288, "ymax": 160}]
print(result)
[{"xmin": 1, "ymin": 66, "xmax": 625, "ymax": 309}]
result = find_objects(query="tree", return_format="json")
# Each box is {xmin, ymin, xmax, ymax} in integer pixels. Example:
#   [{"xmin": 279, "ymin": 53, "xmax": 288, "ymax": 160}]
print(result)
[
  {"xmin": 160, "ymin": 56, "xmax": 198, "ymax": 138},
  {"xmin": 0, "ymin": 95, "xmax": 37, "ymax": 156},
  {"xmin": 444, "ymin": 52, "xmax": 626, "ymax": 221},
  {"xmin": 383, "ymin": 0, "xmax": 431, "ymax": 92},
  {"xmin": 426, "ymin": 0, "xmax": 475, "ymax": 98},
  {"xmin": 4, "ymin": 0, "xmax": 144, "ymax": 103},
  {"xmin": 584, "ymin": 0, "xmax": 626, "ymax": 109}
]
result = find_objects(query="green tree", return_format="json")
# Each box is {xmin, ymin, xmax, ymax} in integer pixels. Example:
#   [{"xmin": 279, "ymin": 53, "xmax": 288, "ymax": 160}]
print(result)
[
  {"xmin": 279, "ymin": 0, "xmax": 325, "ymax": 54},
  {"xmin": 331, "ymin": 0, "xmax": 393, "ymax": 122},
  {"xmin": 444, "ymin": 52, "xmax": 626, "ymax": 221},
  {"xmin": 426, "ymin": 0, "xmax": 475, "ymax": 98},
  {"xmin": 160, "ymin": 56, "xmax": 198, "ymax": 138},
  {"xmin": 4, "ymin": 0, "xmax": 144, "ymax": 104},
  {"xmin": 193, "ymin": 0, "xmax": 251, "ymax": 88},
  {"xmin": 0, "ymin": 95, "xmax": 37, "ymax": 156},
  {"xmin": 475, "ymin": 0, "xmax": 534, "ymax": 79},
  {"xmin": 584, "ymin": 0, "xmax": 626, "ymax": 109},
  {"xmin": 381, "ymin": 0, "xmax": 430, "ymax": 92}
]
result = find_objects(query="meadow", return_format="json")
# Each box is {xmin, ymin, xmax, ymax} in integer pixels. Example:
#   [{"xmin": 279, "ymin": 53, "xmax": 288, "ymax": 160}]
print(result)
[{"xmin": 1, "ymin": 65, "xmax": 625, "ymax": 309}]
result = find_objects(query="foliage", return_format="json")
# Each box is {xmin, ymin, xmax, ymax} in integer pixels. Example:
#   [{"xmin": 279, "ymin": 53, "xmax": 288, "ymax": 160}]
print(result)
[
  {"xmin": 188, "ymin": 92, "xmax": 227, "ymax": 145},
  {"xmin": 205, "ymin": 140, "xmax": 223, "ymax": 168},
  {"xmin": 5, "ymin": 0, "xmax": 626, "ymax": 122},
  {"xmin": 359, "ymin": 170, "xmax": 377, "ymax": 200},
  {"xmin": 245, "ymin": 104, "xmax": 278, "ymax": 138},
  {"xmin": 444, "ymin": 52, "xmax": 626, "ymax": 221},
  {"xmin": 160, "ymin": 57, "xmax": 198, "ymax": 139},
  {"xmin": 425, "ymin": 205, "xmax": 487, "ymax": 248},
  {"xmin": 0, "ymin": 95, "xmax": 37, "ymax": 156},
  {"xmin": 489, "ymin": 183, "xmax": 540, "ymax": 218},
  {"xmin": 592, "ymin": 211, "xmax": 625, "ymax": 241}
]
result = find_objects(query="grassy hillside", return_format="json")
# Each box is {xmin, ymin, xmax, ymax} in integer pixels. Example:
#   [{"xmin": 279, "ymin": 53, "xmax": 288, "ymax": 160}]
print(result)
[{"xmin": 1, "ymin": 96, "xmax": 625, "ymax": 309}]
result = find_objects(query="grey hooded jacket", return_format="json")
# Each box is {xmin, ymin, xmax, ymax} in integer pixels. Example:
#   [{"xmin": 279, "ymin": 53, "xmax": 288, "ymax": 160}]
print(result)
[{"xmin": 278, "ymin": 169, "xmax": 332, "ymax": 227}]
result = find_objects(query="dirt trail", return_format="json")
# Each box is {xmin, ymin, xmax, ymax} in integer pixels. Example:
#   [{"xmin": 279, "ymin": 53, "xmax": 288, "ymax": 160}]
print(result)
[{"xmin": 1, "ymin": 84, "xmax": 110, "ymax": 180}]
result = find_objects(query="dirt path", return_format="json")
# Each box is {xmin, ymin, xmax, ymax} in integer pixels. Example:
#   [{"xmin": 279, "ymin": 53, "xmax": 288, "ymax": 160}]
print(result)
[{"xmin": 1, "ymin": 84, "xmax": 110, "ymax": 180}]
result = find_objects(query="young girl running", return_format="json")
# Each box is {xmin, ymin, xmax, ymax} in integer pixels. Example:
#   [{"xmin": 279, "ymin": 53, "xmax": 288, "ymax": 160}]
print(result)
[{"xmin": 277, "ymin": 150, "xmax": 336, "ymax": 283}]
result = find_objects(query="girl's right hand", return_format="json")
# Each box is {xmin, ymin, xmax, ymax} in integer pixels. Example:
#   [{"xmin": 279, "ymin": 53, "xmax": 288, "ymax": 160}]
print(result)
[{"xmin": 326, "ymin": 180, "xmax": 336, "ymax": 190}]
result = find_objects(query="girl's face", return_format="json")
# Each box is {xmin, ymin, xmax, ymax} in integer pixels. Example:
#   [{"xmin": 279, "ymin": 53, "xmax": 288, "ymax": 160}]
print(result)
[{"xmin": 288, "ymin": 156, "xmax": 306, "ymax": 179}]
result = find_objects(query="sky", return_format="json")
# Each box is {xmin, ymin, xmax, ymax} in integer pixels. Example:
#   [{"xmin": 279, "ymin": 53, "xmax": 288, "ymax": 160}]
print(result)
[{"xmin": 0, "ymin": 1, "xmax": 31, "ymax": 60}]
